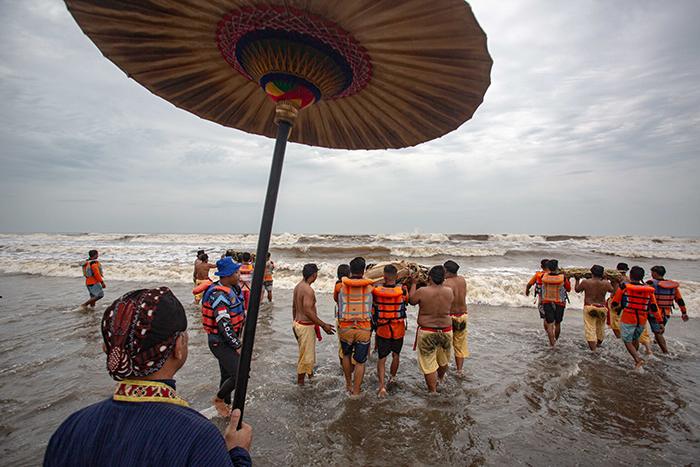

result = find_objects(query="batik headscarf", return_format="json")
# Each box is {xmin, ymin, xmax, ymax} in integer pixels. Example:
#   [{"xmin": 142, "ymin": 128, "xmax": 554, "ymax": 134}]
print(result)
[{"xmin": 102, "ymin": 287, "xmax": 188, "ymax": 381}]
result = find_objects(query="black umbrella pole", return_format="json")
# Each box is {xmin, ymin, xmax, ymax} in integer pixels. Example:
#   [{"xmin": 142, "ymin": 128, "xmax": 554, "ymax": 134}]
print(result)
[{"xmin": 232, "ymin": 120, "xmax": 291, "ymax": 426}]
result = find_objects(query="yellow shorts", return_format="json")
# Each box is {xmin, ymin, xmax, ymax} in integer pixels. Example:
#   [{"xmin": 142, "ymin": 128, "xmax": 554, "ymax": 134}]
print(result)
[
  {"xmin": 638, "ymin": 323, "xmax": 650, "ymax": 344},
  {"xmin": 609, "ymin": 308, "xmax": 621, "ymax": 331},
  {"xmin": 416, "ymin": 328, "xmax": 452, "ymax": 374},
  {"xmin": 193, "ymin": 278, "xmax": 209, "ymax": 302},
  {"xmin": 451, "ymin": 314, "xmax": 468, "ymax": 358},
  {"xmin": 293, "ymin": 321, "xmax": 317, "ymax": 375},
  {"xmin": 583, "ymin": 305, "xmax": 607, "ymax": 342},
  {"xmin": 336, "ymin": 318, "xmax": 358, "ymax": 365}
]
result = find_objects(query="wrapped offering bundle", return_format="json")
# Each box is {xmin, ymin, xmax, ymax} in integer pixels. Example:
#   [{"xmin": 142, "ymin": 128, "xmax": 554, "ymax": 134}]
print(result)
[
  {"xmin": 365, "ymin": 260, "xmax": 430, "ymax": 286},
  {"xmin": 560, "ymin": 268, "xmax": 624, "ymax": 282}
]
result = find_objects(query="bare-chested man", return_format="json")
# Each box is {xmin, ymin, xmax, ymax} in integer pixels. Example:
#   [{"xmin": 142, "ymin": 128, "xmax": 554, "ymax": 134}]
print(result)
[
  {"xmin": 608, "ymin": 262, "xmax": 630, "ymax": 339},
  {"xmin": 443, "ymin": 260, "xmax": 468, "ymax": 375},
  {"xmin": 409, "ymin": 266, "xmax": 454, "ymax": 392},
  {"xmin": 193, "ymin": 253, "xmax": 217, "ymax": 304},
  {"xmin": 292, "ymin": 263, "xmax": 335, "ymax": 385},
  {"xmin": 574, "ymin": 265, "xmax": 614, "ymax": 351}
]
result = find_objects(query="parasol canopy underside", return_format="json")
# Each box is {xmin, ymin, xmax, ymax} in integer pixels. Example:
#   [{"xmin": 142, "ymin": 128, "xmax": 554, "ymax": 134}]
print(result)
[{"xmin": 65, "ymin": 0, "xmax": 492, "ymax": 150}]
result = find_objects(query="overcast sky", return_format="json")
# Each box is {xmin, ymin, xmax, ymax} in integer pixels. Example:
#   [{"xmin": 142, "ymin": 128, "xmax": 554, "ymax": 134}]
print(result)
[{"xmin": 1, "ymin": 0, "xmax": 699, "ymax": 237}]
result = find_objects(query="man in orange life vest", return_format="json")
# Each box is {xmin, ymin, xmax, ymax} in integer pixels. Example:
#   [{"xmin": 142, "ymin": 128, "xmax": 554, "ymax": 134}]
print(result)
[
  {"xmin": 337, "ymin": 257, "xmax": 374, "ymax": 396},
  {"xmin": 81, "ymin": 249, "xmax": 106, "ymax": 308},
  {"xmin": 262, "ymin": 253, "xmax": 274, "ymax": 303},
  {"xmin": 200, "ymin": 256, "xmax": 246, "ymax": 417},
  {"xmin": 333, "ymin": 264, "xmax": 352, "ymax": 368},
  {"xmin": 525, "ymin": 259, "xmax": 549, "ymax": 332},
  {"xmin": 444, "ymin": 260, "xmax": 469, "ymax": 375},
  {"xmin": 409, "ymin": 265, "xmax": 454, "ymax": 393},
  {"xmin": 645, "ymin": 265, "xmax": 689, "ymax": 354},
  {"xmin": 292, "ymin": 263, "xmax": 335, "ymax": 385},
  {"xmin": 372, "ymin": 264, "xmax": 408, "ymax": 397},
  {"xmin": 540, "ymin": 259, "xmax": 571, "ymax": 350},
  {"xmin": 237, "ymin": 253, "xmax": 254, "ymax": 311},
  {"xmin": 610, "ymin": 266, "xmax": 663, "ymax": 370}
]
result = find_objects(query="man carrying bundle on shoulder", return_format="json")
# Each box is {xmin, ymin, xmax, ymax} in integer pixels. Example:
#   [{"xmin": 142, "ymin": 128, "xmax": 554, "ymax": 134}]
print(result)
[
  {"xmin": 610, "ymin": 266, "xmax": 663, "ymax": 370},
  {"xmin": 444, "ymin": 260, "xmax": 469, "ymax": 375},
  {"xmin": 409, "ymin": 265, "xmax": 454, "ymax": 393},
  {"xmin": 607, "ymin": 263, "xmax": 630, "ymax": 339},
  {"xmin": 574, "ymin": 265, "xmax": 614, "ymax": 351},
  {"xmin": 526, "ymin": 259, "xmax": 549, "ymax": 332},
  {"xmin": 337, "ymin": 257, "xmax": 374, "ymax": 396},
  {"xmin": 540, "ymin": 259, "xmax": 571, "ymax": 350},
  {"xmin": 372, "ymin": 264, "xmax": 408, "ymax": 397},
  {"xmin": 644, "ymin": 265, "xmax": 689, "ymax": 354}
]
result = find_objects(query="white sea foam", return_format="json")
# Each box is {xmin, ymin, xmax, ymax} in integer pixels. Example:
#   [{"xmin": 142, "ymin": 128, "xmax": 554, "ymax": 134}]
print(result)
[
  {"xmin": 2, "ymin": 232, "xmax": 699, "ymax": 309},
  {"xmin": 389, "ymin": 247, "xmax": 508, "ymax": 258}
]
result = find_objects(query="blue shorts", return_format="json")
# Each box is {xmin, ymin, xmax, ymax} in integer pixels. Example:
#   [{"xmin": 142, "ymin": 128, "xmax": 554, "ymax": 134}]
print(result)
[
  {"xmin": 621, "ymin": 322, "xmax": 645, "ymax": 342},
  {"xmin": 340, "ymin": 339, "xmax": 370, "ymax": 364},
  {"xmin": 647, "ymin": 313, "xmax": 669, "ymax": 334},
  {"xmin": 86, "ymin": 283, "xmax": 104, "ymax": 298}
]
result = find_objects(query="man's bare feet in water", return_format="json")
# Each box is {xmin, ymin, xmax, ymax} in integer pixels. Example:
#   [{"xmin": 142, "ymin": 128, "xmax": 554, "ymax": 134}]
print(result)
[
  {"xmin": 346, "ymin": 383, "xmax": 353, "ymax": 392},
  {"xmin": 387, "ymin": 375, "xmax": 395, "ymax": 384},
  {"xmin": 378, "ymin": 387, "xmax": 386, "ymax": 398},
  {"xmin": 297, "ymin": 373, "xmax": 313, "ymax": 386},
  {"xmin": 634, "ymin": 360, "xmax": 645, "ymax": 371},
  {"xmin": 212, "ymin": 396, "xmax": 231, "ymax": 417}
]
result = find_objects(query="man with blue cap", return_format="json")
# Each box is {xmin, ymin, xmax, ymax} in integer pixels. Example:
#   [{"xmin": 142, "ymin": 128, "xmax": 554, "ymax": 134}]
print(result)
[{"xmin": 201, "ymin": 256, "xmax": 246, "ymax": 417}]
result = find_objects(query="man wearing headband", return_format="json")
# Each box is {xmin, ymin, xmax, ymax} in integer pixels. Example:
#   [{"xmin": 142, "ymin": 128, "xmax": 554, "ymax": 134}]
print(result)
[{"xmin": 44, "ymin": 287, "xmax": 253, "ymax": 466}]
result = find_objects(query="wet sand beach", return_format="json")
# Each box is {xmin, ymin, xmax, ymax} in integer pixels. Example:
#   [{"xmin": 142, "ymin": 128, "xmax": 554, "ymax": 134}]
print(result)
[{"xmin": 2, "ymin": 274, "xmax": 699, "ymax": 466}]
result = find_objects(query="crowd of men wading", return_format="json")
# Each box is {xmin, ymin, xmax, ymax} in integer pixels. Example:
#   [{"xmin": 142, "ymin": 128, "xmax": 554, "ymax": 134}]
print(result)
[
  {"xmin": 47, "ymin": 249, "xmax": 691, "ymax": 466},
  {"xmin": 292, "ymin": 257, "xmax": 469, "ymax": 397},
  {"xmin": 526, "ymin": 259, "xmax": 689, "ymax": 370}
]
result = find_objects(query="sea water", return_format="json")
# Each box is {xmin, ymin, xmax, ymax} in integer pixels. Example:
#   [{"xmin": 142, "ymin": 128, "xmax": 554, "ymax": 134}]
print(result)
[{"xmin": 1, "ymin": 232, "xmax": 699, "ymax": 465}]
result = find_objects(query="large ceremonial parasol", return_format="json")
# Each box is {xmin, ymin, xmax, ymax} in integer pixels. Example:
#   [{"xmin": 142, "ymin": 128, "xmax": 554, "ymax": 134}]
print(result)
[{"xmin": 64, "ymin": 0, "xmax": 492, "ymax": 420}]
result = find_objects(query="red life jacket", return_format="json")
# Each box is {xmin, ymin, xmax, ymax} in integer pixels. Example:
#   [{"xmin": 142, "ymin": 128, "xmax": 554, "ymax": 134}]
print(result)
[
  {"xmin": 337, "ymin": 277, "xmax": 374, "ymax": 323},
  {"xmin": 201, "ymin": 283, "xmax": 245, "ymax": 334},
  {"xmin": 619, "ymin": 283, "xmax": 655, "ymax": 324},
  {"xmin": 372, "ymin": 284, "xmax": 408, "ymax": 320},
  {"xmin": 649, "ymin": 280, "xmax": 679, "ymax": 313}
]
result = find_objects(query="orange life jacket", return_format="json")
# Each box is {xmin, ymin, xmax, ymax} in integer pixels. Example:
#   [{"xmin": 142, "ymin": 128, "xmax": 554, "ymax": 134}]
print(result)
[
  {"xmin": 648, "ymin": 280, "xmax": 679, "ymax": 313},
  {"xmin": 264, "ymin": 261, "xmax": 274, "ymax": 281},
  {"xmin": 372, "ymin": 284, "xmax": 408, "ymax": 320},
  {"xmin": 239, "ymin": 263, "xmax": 253, "ymax": 289},
  {"xmin": 337, "ymin": 277, "xmax": 374, "ymax": 323},
  {"xmin": 533, "ymin": 270, "xmax": 547, "ymax": 298},
  {"xmin": 619, "ymin": 282, "xmax": 655, "ymax": 324},
  {"xmin": 82, "ymin": 259, "xmax": 103, "ymax": 285},
  {"xmin": 541, "ymin": 273, "xmax": 567, "ymax": 304},
  {"xmin": 201, "ymin": 283, "xmax": 245, "ymax": 334}
]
